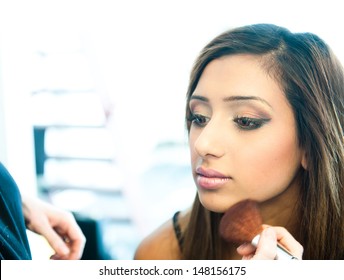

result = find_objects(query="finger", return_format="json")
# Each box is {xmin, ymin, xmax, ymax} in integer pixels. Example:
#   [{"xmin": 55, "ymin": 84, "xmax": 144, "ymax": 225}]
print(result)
[
  {"xmin": 66, "ymin": 236, "xmax": 85, "ymax": 260},
  {"xmin": 273, "ymin": 226, "xmax": 303, "ymax": 259},
  {"xmin": 252, "ymin": 227, "xmax": 278, "ymax": 260},
  {"xmin": 49, "ymin": 229, "xmax": 82, "ymax": 260},
  {"xmin": 41, "ymin": 225, "xmax": 71, "ymax": 257},
  {"xmin": 55, "ymin": 218, "xmax": 86, "ymax": 260},
  {"xmin": 237, "ymin": 243, "xmax": 256, "ymax": 256}
]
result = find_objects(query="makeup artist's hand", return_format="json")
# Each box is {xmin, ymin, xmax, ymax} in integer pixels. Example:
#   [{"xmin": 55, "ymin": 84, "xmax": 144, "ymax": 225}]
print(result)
[
  {"xmin": 236, "ymin": 226, "xmax": 303, "ymax": 260},
  {"xmin": 22, "ymin": 195, "xmax": 86, "ymax": 260}
]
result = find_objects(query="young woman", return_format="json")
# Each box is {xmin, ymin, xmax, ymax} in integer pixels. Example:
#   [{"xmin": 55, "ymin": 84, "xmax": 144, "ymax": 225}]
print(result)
[{"xmin": 134, "ymin": 23, "xmax": 344, "ymax": 260}]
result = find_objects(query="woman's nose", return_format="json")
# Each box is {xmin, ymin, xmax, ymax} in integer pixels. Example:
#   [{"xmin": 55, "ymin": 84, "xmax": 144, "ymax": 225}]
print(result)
[{"xmin": 193, "ymin": 120, "xmax": 226, "ymax": 158}]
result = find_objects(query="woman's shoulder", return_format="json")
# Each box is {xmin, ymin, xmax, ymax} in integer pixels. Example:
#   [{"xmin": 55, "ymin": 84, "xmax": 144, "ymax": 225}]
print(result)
[{"xmin": 134, "ymin": 209, "xmax": 190, "ymax": 260}]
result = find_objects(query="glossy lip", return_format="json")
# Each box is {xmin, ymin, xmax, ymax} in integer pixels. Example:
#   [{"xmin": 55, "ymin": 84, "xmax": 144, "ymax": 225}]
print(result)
[{"xmin": 195, "ymin": 167, "xmax": 232, "ymax": 190}]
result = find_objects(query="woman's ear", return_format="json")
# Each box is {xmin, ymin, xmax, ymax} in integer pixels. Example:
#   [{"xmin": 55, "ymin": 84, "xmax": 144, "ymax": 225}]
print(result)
[{"xmin": 301, "ymin": 150, "xmax": 308, "ymax": 170}]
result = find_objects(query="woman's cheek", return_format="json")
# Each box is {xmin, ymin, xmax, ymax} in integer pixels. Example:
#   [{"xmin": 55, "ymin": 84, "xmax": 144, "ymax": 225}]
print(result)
[{"xmin": 236, "ymin": 141, "xmax": 302, "ymax": 200}]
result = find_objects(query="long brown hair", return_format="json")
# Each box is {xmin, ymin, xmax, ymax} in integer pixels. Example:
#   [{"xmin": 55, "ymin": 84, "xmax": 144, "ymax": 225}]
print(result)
[{"xmin": 182, "ymin": 23, "xmax": 344, "ymax": 259}]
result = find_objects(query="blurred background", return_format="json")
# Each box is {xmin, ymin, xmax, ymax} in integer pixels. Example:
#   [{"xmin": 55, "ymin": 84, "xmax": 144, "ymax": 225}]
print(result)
[{"xmin": 0, "ymin": 0, "xmax": 343, "ymax": 259}]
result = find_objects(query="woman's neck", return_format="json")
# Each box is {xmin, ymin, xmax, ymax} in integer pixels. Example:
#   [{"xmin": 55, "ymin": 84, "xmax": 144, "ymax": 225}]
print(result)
[{"xmin": 259, "ymin": 170, "xmax": 302, "ymax": 237}]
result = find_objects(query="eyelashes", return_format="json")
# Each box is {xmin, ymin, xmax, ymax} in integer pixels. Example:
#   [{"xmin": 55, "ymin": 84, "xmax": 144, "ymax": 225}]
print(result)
[
  {"xmin": 188, "ymin": 112, "xmax": 271, "ymax": 130},
  {"xmin": 233, "ymin": 116, "xmax": 271, "ymax": 130},
  {"xmin": 187, "ymin": 113, "xmax": 209, "ymax": 127}
]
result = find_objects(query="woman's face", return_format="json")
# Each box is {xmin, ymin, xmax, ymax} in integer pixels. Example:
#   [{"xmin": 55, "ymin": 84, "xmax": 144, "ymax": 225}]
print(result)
[{"xmin": 189, "ymin": 54, "xmax": 306, "ymax": 213}]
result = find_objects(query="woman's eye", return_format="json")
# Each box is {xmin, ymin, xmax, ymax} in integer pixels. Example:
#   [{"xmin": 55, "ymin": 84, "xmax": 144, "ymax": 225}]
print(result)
[
  {"xmin": 233, "ymin": 116, "xmax": 270, "ymax": 130},
  {"xmin": 189, "ymin": 113, "xmax": 209, "ymax": 127}
]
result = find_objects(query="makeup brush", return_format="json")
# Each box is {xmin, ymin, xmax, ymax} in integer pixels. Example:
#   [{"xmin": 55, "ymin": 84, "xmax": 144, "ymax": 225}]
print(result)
[{"xmin": 219, "ymin": 199, "xmax": 297, "ymax": 260}]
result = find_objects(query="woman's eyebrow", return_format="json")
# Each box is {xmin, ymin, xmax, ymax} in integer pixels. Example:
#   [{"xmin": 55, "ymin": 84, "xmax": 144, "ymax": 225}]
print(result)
[
  {"xmin": 190, "ymin": 94, "xmax": 272, "ymax": 109},
  {"xmin": 190, "ymin": 95, "xmax": 209, "ymax": 102},
  {"xmin": 224, "ymin": 95, "xmax": 273, "ymax": 109}
]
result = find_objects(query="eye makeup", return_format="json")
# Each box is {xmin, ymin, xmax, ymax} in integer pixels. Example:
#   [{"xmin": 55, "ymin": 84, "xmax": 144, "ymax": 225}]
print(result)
[
  {"xmin": 187, "ymin": 113, "xmax": 209, "ymax": 127},
  {"xmin": 233, "ymin": 115, "xmax": 271, "ymax": 131},
  {"xmin": 188, "ymin": 93, "xmax": 273, "ymax": 131}
]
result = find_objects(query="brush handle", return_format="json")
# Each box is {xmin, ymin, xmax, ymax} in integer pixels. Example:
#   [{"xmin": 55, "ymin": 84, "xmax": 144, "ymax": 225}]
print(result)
[{"xmin": 251, "ymin": 235, "xmax": 298, "ymax": 260}]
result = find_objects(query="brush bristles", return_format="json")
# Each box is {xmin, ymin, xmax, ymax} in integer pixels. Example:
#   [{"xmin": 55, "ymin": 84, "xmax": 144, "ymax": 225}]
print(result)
[{"xmin": 219, "ymin": 199, "xmax": 263, "ymax": 244}]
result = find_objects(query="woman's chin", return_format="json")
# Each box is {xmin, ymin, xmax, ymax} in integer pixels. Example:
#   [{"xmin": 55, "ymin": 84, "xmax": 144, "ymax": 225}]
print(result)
[
  {"xmin": 199, "ymin": 197, "xmax": 238, "ymax": 213},
  {"xmin": 197, "ymin": 189, "xmax": 259, "ymax": 213}
]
